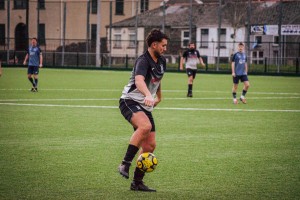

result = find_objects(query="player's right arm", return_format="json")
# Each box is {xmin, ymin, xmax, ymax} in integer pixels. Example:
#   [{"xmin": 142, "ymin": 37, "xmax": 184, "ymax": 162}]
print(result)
[
  {"xmin": 231, "ymin": 62, "xmax": 236, "ymax": 77},
  {"xmin": 180, "ymin": 57, "xmax": 184, "ymax": 71},
  {"xmin": 23, "ymin": 53, "xmax": 29, "ymax": 65},
  {"xmin": 135, "ymin": 75, "xmax": 154, "ymax": 107},
  {"xmin": 231, "ymin": 54, "xmax": 236, "ymax": 77},
  {"xmin": 180, "ymin": 51, "xmax": 187, "ymax": 71}
]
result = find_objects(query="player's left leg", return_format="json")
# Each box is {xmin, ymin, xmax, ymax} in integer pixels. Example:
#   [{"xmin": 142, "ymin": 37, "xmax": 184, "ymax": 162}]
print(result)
[
  {"xmin": 240, "ymin": 76, "xmax": 250, "ymax": 104},
  {"xmin": 232, "ymin": 76, "xmax": 239, "ymax": 104},
  {"xmin": 33, "ymin": 66, "xmax": 39, "ymax": 91},
  {"xmin": 131, "ymin": 132, "xmax": 156, "ymax": 192},
  {"xmin": 187, "ymin": 69, "xmax": 196, "ymax": 97},
  {"xmin": 33, "ymin": 74, "xmax": 39, "ymax": 91}
]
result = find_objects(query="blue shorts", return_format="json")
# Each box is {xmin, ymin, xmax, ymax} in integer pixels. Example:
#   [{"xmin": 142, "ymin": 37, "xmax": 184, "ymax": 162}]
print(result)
[
  {"xmin": 119, "ymin": 98, "xmax": 155, "ymax": 132},
  {"xmin": 186, "ymin": 68, "xmax": 197, "ymax": 79},
  {"xmin": 233, "ymin": 75, "xmax": 249, "ymax": 84},
  {"xmin": 28, "ymin": 66, "xmax": 39, "ymax": 75}
]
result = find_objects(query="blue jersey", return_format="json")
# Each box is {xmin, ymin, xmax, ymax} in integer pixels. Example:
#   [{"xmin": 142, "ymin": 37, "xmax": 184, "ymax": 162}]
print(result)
[
  {"xmin": 28, "ymin": 45, "xmax": 42, "ymax": 66},
  {"xmin": 232, "ymin": 52, "xmax": 247, "ymax": 76}
]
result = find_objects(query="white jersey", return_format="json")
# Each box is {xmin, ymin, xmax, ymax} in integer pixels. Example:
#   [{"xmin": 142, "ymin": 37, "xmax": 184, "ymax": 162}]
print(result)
[{"xmin": 182, "ymin": 49, "xmax": 201, "ymax": 69}]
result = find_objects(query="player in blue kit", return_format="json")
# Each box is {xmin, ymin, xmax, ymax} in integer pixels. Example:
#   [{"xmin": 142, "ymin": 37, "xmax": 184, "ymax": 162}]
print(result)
[
  {"xmin": 118, "ymin": 29, "xmax": 169, "ymax": 192},
  {"xmin": 231, "ymin": 42, "xmax": 250, "ymax": 104},
  {"xmin": 23, "ymin": 38, "xmax": 43, "ymax": 92}
]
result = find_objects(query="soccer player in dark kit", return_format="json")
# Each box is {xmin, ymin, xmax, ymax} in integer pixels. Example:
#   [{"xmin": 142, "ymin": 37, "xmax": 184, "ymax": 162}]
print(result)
[
  {"xmin": 118, "ymin": 29, "xmax": 169, "ymax": 192},
  {"xmin": 180, "ymin": 42, "xmax": 205, "ymax": 97},
  {"xmin": 231, "ymin": 42, "xmax": 250, "ymax": 104},
  {"xmin": 23, "ymin": 38, "xmax": 43, "ymax": 92}
]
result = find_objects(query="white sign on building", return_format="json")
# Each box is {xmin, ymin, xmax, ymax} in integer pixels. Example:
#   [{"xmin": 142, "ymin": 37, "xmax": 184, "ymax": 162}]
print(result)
[{"xmin": 281, "ymin": 25, "xmax": 300, "ymax": 35}]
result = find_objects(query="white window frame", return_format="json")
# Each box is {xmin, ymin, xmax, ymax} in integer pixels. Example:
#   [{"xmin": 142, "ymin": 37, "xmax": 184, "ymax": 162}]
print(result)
[
  {"xmin": 113, "ymin": 29, "xmax": 122, "ymax": 48},
  {"xmin": 128, "ymin": 29, "xmax": 136, "ymax": 48},
  {"xmin": 219, "ymin": 28, "xmax": 226, "ymax": 48},
  {"xmin": 181, "ymin": 30, "xmax": 190, "ymax": 48},
  {"xmin": 200, "ymin": 28, "xmax": 209, "ymax": 48}
]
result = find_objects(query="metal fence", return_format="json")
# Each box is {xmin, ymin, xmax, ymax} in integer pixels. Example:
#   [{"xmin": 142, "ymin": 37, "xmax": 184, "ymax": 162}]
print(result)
[
  {"xmin": 0, "ymin": 0, "xmax": 299, "ymax": 74},
  {"xmin": 1, "ymin": 46, "xmax": 299, "ymax": 75}
]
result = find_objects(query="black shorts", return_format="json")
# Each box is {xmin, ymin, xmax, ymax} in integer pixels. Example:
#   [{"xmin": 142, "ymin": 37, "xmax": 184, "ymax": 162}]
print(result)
[
  {"xmin": 119, "ymin": 99, "xmax": 155, "ymax": 132},
  {"xmin": 186, "ymin": 68, "xmax": 197, "ymax": 79},
  {"xmin": 28, "ymin": 66, "xmax": 39, "ymax": 75},
  {"xmin": 233, "ymin": 75, "xmax": 249, "ymax": 84}
]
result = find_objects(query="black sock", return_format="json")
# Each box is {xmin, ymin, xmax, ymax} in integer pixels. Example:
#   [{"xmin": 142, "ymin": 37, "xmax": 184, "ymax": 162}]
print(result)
[
  {"xmin": 34, "ymin": 79, "xmax": 38, "ymax": 88},
  {"xmin": 123, "ymin": 144, "xmax": 139, "ymax": 163},
  {"xmin": 28, "ymin": 77, "xmax": 35, "ymax": 87},
  {"xmin": 242, "ymin": 90, "xmax": 247, "ymax": 96},
  {"xmin": 232, "ymin": 92, "xmax": 237, "ymax": 99},
  {"xmin": 133, "ymin": 167, "xmax": 145, "ymax": 183},
  {"xmin": 188, "ymin": 84, "xmax": 193, "ymax": 93}
]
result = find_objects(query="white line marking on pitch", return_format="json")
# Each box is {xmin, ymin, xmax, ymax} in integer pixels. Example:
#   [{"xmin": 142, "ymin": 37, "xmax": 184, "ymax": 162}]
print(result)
[
  {"xmin": 0, "ymin": 88, "xmax": 299, "ymax": 96},
  {"xmin": 0, "ymin": 96, "xmax": 299, "ymax": 102},
  {"xmin": 1, "ymin": 102, "xmax": 299, "ymax": 113}
]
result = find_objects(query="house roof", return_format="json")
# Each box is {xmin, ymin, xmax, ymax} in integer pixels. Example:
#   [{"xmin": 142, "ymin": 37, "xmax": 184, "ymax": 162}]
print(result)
[
  {"xmin": 109, "ymin": 1, "xmax": 300, "ymax": 29},
  {"xmin": 251, "ymin": 1, "xmax": 300, "ymax": 24}
]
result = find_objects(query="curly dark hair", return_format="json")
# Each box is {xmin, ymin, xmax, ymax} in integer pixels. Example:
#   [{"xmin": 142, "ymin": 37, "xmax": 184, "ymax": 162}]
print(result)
[{"xmin": 146, "ymin": 29, "xmax": 169, "ymax": 47}]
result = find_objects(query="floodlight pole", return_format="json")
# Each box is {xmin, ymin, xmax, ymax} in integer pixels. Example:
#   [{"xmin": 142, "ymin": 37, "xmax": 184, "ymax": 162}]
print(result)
[
  {"xmin": 62, "ymin": 2, "xmax": 66, "ymax": 66},
  {"xmin": 6, "ymin": 0, "xmax": 10, "ymax": 63},
  {"xmin": 37, "ymin": 0, "xmax": 40, "ymax": 41},
  {"xmin": 135, "ymin": 0, "xmax": 138, "ymax": 59},
  {"xmin": 189, "ymin": 0, "xmax": 192, "ymax": 42},
  {"xmin": 217, "ymin": 0, "xmax": 222, "ymax": 71},
  {"xmin": 109, "ymin": 0, "xmax": 112, "ymax": 68},
  {"xmin": 96, "ymin": 0, "xmax": 101, "ymax": 67},
  {"xmin": 278, "ymin": 0, "xmax": 283, "ymax": 73},
  {"xmin": 86, "ymin": 0, "xmax": 90, "ymax": 66},
  {"xmin": 246, "ymin": 0, "xmax": 251, "ymax": 67},
  {"xmin": 162, "ymin": 0, "xmax": 166, "ymax": 33}
]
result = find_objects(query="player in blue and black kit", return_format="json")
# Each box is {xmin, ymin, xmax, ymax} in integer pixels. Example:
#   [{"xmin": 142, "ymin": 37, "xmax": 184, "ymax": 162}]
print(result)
[
  {"xmin": 23, "ymin": 38, "xmax": 43, "ymax": 92},
  {"xmin": 231, "ymin": 42, "xmax": 250, "ymax": 104}
]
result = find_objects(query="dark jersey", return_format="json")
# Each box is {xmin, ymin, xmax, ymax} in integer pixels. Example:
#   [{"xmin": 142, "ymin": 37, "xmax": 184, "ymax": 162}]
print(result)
[
  {"xmin": 28, "ymin": 45, "xmax": 42, "ymax": 67},
  {"xmin": 121, "ymin": 50, "xmax": 166, "ymax": 112},
  {"xmin": 182, "ymin": 49, "xmax": 201, "ymax": 69},
  {"xmin": 232, "ymin": 52, "xmax": 247, "ymax": 76}
]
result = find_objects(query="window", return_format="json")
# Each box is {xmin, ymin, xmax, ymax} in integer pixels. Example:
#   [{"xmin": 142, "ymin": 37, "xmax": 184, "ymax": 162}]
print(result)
[
  {"xmin": 91, "ymin": 24, "xmax": 97, "ymax": 42},
  {"xmin": 181, "ymin": 30, "xmax": 189, "ymax": 48},
  {"xmin": 38, "ymin": 24, "xmax": 45, "ymax": 45},
  {"xmin": 91, "ymin": 0, "xmax": 97, "ymax": 14},
  {"xmin": 38, "ymin": 0, "xmax": 45, "ymax": 9},
  {"xmin": 0, "ymin": 0, "xmax": 5, "ymax": 9},
  {"xmin": 140, "ymin": 0, "xmax": 149, "ymax": 13},
  {"xmin": 200, "ymin": 29, "xmax": 209, "ymax": 48},
  {"xmin": 252, "ymin": 51, "xmax": 264, "ymax": 65},
  {"xmin": 0, "ymin": 24, "xmax": 5, "ymax": 45},
  {"xmin": 253, "ymin": 35, "xmax": 262, "ymax": 48},
  {"xmin": 14, "ymin": 0, "xmax": 27, "ymax": 9},
  {"xmin": 273, "ymin": 36, "xmax": 279, "ymax": 46},
  {"xmin": 113, "ymin": 29, "xmax": 122, "ymax": 48},
  {"xmin": 219, "ymin": 28, "xmax": 226, "ymax": 48},
  {"xmin": 128, "ymin": 29, "xmax": 136, "ymax": 48},
  {"xmin": 115, "ymin": 0, "xmax": 124, "ymax": 15}
]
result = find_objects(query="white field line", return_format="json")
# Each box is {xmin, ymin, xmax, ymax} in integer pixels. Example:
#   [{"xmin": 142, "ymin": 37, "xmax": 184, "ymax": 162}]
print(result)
[
  {"xmin": 0, "ymin": 88, "xmax": 299, "ymax": 96},
  {"xmin": 0, "ymin": 102, "xmax": 299, "ymax": 113},
  {"xmin": 0, "ymin": 96, "xmax": 299, "ymax": 102}
]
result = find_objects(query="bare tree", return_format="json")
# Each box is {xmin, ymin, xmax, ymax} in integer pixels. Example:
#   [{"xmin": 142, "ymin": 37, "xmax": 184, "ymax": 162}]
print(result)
[{"xmin": 223, "ymin": 0, "xmax": 248, "ymax": 54}]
